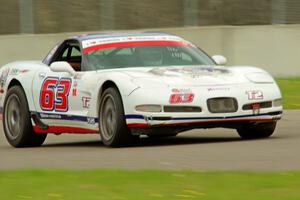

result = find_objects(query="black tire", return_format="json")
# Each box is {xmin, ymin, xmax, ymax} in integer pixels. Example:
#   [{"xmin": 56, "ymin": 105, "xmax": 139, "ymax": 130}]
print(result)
[
  {"xmin": 99, "ymin": 87, "xmax": 139, "ymax": 147},
  {"xmin": 3, "ymin": 86, "xmax": 47, "ymax": 147},
  {"xmin": 237, "ymin": 122, "xmax": 276, "ymax": 139}
]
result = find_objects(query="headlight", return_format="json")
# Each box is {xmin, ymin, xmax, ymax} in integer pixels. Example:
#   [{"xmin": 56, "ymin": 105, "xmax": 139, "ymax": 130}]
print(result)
[
  {"xmin": 135, "ymin": 105, "xmax": 162, "ymax": 112},
  {"xmin": 273, "ymin": 98, "xmax": 282, "ymax": 107},
  {"xmin": 245, "ymin": 72, "xmax": 274, "ymax": 83}
]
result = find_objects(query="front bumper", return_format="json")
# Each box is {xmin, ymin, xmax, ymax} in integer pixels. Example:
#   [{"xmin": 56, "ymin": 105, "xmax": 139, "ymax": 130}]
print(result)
[
  {"xmin": 123, "ymin": 82, "xmax": 283, "ymax": 128},
  {"xmin": 125, "ymin": 110, "xmax": 282, "ymax": 128}
]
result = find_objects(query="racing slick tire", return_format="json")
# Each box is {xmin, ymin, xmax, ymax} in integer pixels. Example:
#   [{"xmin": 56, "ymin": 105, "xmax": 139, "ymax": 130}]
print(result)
[
  {"xmin": 236, "ymin": 122, "xmax": 276, "ymax": 139},
  {"xmin": 99, "ymin": 87, "xmax": 139, "ymax": 147},
  {"xmin": 3, "ymin": 85, "xmax": 47, "ymax": 147}
]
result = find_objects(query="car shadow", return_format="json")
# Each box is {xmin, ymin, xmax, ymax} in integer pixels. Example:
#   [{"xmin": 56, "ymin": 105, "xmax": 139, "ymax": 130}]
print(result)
[
  {"xmin": 133, "ymin": 135, "xmax": 281, "ymax": 148},
  {"xmin": 41, "ymin": 135, "xmax": 282, "ymax": 148}
]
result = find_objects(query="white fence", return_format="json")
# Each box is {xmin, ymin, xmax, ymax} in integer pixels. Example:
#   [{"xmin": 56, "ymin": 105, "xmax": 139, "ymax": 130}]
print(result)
[{"xmin": 1, "ymin": 25, "xmax": 300, "ymax": 77}]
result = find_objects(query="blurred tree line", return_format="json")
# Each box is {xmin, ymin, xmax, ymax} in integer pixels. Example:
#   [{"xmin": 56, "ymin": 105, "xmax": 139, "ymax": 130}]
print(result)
[{"xmin": 1, "ymin": 0, "xmax": 300, "ymax": 34}]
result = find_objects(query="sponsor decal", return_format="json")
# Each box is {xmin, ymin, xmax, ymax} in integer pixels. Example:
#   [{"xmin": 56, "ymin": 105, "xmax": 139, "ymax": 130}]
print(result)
[
  {"xmin": 10, "ymin": 69, "xmax": 19, "ymax": 75},
  {"xmin": 72, "ymin": 79, "xmax": 78, "ymax": 96},
  {"xmin": 0, "ymin": 69, "xmax": 9, "ymax": 93},
  {"xmin": 246, "ymin": 90, "xmax": 263, "ymax": 100},
  {"xmin": 87, "ymin": 117, "xmax": 96, "ymax": 124},
  {"xmin": 34, "ymin": 111, "xmax": 98, "ymax": 123},
  {"xmin": 172, "ymin": 88, "xmax": 192, "ymax": 93},
  {"xmin": 169, "ymin": 66, "xmax": 229, "ymax": 74},
  {"xmin": 83, "ymin": 40, "xmax": 190, "ymax": 54},
  {"xmin": 82, "ymin": 35, "xmax": 190, "ymax": 54},
  {"xmin": 170, "ymin": 88, "xmax": 194, "ymax": 104},
  {"xmin": 83, "ymin": 35, "xmax": 182, "ymax": 47},
  {"xmin": 9, "ymin": 68, "xmax": 29, "ymax": 75},
  {"xmin": 169, "ymin": 93, "xmax": 194, "ymax": 104},
  {"xmin": 149, "ymin": 66, "xmax": 229, "ymax": 78},
  {"xmin": 40, "ymin": 77, "xmax": 72, "ymax": 112},
  {"xmin": 40, "ymin": 113, "xmax": 62, "ymax": 119},
  {"xmin": 207, "ymin": 87, "xmax": 230, "ymax": 92},
  {"xmin": 72, "ymin": 88, "xmax": 77, "ymax": 96},
  {"xmin": 82, "ymin": 96, "xmax": 91, "ymax": 108}
]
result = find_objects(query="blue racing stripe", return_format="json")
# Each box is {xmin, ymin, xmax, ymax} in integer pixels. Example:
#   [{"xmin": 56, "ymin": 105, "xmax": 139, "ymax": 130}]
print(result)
[
  {"xmin": 31, "ymin": 112, "xmax": 99, "ymax": 123},
  {"xmin": 125, "ymin": 114, "xmax": 145, "ymax": 119}
]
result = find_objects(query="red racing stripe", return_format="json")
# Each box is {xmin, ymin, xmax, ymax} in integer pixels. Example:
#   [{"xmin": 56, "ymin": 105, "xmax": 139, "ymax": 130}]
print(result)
[
  {"xmin": 127, "ymin": 123, "xmax": 149, "ymax": 128},
  {"xmin": 83, "ymin": 40, "xmax": 189, "ymax": 54},
  {"xmin": 33, "ymin": 125, "xmax": 98, "ymax": 134}
]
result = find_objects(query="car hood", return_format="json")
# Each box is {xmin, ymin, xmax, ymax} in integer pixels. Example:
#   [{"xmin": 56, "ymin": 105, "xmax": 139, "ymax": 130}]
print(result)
[{"xmin": 120, "ymin": 65, "xmax": 252, "ymax": 87}]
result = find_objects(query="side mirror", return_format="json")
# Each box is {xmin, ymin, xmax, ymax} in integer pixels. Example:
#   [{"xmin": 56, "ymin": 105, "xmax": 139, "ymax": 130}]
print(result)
[
  {"xmin": 212, "ymin": 55, "xmax": 227, "ymax": 65},
  {"xmin": 50, "ymin": 61, "xmax": 75, "ymax": 76}
]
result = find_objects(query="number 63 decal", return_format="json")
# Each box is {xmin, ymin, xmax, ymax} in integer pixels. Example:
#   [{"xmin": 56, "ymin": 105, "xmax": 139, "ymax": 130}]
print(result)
[{"xmin": 40, "ymin": 77, "xmax": 72, "ymax": 112}]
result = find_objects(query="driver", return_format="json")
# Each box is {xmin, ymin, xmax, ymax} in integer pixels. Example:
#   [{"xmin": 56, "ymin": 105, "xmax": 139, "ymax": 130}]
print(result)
[{"xmin": 135, "ymin": 46, "xmax": 164, "ymax": 66}]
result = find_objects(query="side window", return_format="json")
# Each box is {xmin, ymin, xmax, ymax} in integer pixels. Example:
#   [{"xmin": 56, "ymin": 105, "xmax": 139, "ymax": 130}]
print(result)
[
  {"xmin": 67, "ymin": 46, "xmax": 82, "ymax": 71},
  {"xmin": 61, "ymin": 48, "xmax": 69, "ymax": 60},
  {"xmin": 42, "ymin": 42, "xmax": 62, "ymax": 65},
  {"xmin": 71, "ymin": 47, "xmax": 81, "ymax": 57},
  {"xmin": 49, "ymin": 41, "xmax": 82, "ymax": 71},
  {"xmin": 52, "ymin": 45, "xmax": 70, "ymax": 62}
]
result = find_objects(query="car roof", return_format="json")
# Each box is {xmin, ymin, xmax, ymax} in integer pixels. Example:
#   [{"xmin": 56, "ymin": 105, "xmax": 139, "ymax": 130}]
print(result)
[{"xmin": 70, "ymin": 31, "xmax": 182, "ymax": 41}]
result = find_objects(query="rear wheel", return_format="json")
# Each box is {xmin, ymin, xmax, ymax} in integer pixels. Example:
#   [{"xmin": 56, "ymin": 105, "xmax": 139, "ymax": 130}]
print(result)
[
  {"xmin": 3, "ymin": 86, "xmax": 47, "ymax": 147},
  {"xmin": 236, "ymin": 122, "xmax": 276, "ymax": 139},
  {"xmin": 99, "ymin": 87, "xmax": 139, "ymax": 147}
]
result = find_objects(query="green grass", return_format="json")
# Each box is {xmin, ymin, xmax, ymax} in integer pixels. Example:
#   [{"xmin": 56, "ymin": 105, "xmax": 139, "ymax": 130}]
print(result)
[
  {"xmin": 0, "ymin": 170, "xmax": 300, "ymax": 200},
  {"xmin": 276, "ymin": 77, "xmax": 300, "ymax": 109}
]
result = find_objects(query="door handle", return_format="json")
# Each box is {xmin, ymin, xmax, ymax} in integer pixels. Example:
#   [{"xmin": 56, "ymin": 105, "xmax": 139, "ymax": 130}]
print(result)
[{"xmin": 39, "ymin": 72, "xmax": 46, "ymax": 79}]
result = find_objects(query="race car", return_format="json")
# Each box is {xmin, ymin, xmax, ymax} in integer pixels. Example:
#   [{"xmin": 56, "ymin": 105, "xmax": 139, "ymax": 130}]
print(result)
[{"xmin": 0, "ymin": 32, "xmax": 282, "ymax": 147}]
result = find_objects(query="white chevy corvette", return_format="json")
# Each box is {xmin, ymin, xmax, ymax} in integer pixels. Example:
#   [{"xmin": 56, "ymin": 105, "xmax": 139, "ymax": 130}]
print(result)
[{"xmin": 0, "ymin": 32, "xmax": 282, "ymax": 147}]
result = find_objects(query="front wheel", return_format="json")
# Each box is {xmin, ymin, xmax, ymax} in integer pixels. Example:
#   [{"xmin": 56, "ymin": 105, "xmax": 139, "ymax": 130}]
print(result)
[
  {"xmin": 236, "ymin": 122, "xmax": 276, "ymax": 139},
  {"xmin": 3, "ymin": 86, "xmax": 47, "ymax": 147},
  {"xmin": 99, "ymin": 87, "xmax": 139, "ymax": 147}
]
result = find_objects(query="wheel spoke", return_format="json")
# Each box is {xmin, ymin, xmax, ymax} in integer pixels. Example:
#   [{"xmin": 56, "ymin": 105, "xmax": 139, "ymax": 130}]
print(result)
[
  {"xmin": 100, "ymin": 94, "xmax": 118, "ymax": 141},
  {"xmin": 4, "ymin": 94, "xmax": 22, "ymax": 140}
]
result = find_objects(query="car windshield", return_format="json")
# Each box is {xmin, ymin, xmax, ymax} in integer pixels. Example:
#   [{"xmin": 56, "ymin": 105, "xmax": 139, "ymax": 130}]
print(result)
[{"xmin": 84, "ymin": 43, "xmax": 216, "ymax": 70}]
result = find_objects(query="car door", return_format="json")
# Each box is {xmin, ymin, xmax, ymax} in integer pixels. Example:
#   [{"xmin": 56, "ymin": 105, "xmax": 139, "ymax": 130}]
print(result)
[{"xmin": 32, "ymin": 40, "xmax": 86, "ymax": 130}]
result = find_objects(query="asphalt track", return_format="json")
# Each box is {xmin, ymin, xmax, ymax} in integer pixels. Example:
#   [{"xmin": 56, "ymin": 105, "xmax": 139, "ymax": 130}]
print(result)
[{"xmin": 0, "ymin": 110, "xmax": 299, "ymax": 171}]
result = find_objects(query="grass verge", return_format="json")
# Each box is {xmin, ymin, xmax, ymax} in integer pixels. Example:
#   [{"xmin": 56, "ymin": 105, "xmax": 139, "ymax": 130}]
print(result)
[
  {"xmin": 0, "ymin": 169, "xmax": 300, "ymax": 200},
  {"xmin": 276, "ymin": 77, "xmax": 300, "ymax": 109}
]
